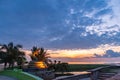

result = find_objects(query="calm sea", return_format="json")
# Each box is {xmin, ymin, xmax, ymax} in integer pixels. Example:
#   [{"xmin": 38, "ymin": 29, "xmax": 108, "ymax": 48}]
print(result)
[{"xmin": 68, "ymin": 57, "xmax": 120, "ymax": 64}]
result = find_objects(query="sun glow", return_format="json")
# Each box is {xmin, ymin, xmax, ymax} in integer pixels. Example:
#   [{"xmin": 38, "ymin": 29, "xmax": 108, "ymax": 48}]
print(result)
[
  {"xmin": 48, "ymin": 45, "xmax": 120, "ymax": 58},
  {"xmin": 23, "ymin": 45, "xmax": 120, "ymax": 64},
  {"xmin": 35, "ymin": 61, "xmax": 47, "ymax": 69},
  {"xmin": 48, "ymin": 48, "xmax": 104, "ymax": 58}
]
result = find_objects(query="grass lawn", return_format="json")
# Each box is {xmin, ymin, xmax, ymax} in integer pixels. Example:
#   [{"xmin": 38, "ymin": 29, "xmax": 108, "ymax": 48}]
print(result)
[
  {"xmin": 0, "ymin": 69, "xmax": 43, "ymax": 80},
  {"xmin": 69, "ymin": 64, "xmax": 108, "ymax": 71}
]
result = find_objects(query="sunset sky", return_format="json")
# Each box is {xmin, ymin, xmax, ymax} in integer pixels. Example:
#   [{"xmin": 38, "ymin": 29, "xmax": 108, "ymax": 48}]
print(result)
[{"xmin": 1, "ymin": 0, "xmax": 120, "ymax": 64}]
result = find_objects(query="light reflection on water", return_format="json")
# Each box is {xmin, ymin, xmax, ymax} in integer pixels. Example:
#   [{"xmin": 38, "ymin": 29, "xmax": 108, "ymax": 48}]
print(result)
[
  {"xmin": 56, "ymin": 71, "xmax": 90, "ymax": 75},
  {"xmin": 68, "ymin": 62, "xmax": 108, "ymax": 64},
  {"xmin": 68, "ymin": 62, "xmax": 120, "ymax": 64},
  {"xmin": 68, "ymin": 71, "xmax": 90, "ymax": 75},
  {"xmin": 68, "ymin": 57, "xmax": 120, "ymax": 64}
]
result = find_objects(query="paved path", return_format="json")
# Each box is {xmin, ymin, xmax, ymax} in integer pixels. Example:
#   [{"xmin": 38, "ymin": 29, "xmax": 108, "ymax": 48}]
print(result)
[
  {"xmin": 0, "ymin": 64, "xmax": 4, "ymax": 71},
  {"xmin": 105, "ymin": 66, "xmax": 120, "ymax": 80},
  {"xmin": 0, "ymin": 76, "xmax": 17, "ymax": 80},
  {"xmin": 0, "ymin": 65, "xmax": 17, "ymax": 80},
  {"xmin": 105, "ymin": 73, "xmax": 120, "ymax": 80}
]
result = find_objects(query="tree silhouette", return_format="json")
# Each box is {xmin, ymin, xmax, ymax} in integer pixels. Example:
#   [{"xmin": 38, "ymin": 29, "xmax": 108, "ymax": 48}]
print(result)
[
  {"xmin": 30, "ymin": 47, "xmax": 50, "ymax": 67},
  {"xmin": 0, "ymin": 42, "xmax": 26, "ymax": 69},
  {"xmin": 16, "ymin": 51, "xmax": 26, "ymax": 69}
]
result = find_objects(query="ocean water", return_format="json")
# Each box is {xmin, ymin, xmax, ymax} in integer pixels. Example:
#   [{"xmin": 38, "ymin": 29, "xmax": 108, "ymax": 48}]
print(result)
[{"xmin": 68, "ymin": 57, "xmax": 120, "ymax": 64}]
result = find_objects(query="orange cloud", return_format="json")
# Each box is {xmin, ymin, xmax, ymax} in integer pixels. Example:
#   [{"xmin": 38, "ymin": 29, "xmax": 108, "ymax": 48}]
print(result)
[
  {"xmin": 22, "ymin": 44, "xmax": 120, "ymax": 63},
  {"xmin": 48, "ymin": 45, "xmax": 120, "ymax": 58}
]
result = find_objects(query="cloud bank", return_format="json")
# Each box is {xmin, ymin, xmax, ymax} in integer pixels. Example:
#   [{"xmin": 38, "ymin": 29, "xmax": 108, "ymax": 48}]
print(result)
[
  {"xmin": 0, "ymin": 0, "xmax": 120, "ymax": 49},
  {"xmin": 94, "ymin": 49, "xmax": 120, "ymax": 58}
]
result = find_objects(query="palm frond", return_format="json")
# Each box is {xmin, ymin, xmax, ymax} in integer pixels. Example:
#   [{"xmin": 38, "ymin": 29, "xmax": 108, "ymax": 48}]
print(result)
[
  {"xmin": 8, "ymin": 42, "xmax": 13, "ymax": 48},
  {"xmin": 16, "ymin": 44, "xmax": 23, "ymax": 48}
]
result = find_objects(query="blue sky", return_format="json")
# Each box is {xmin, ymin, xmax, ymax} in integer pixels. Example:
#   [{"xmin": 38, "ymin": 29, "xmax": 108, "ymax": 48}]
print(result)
[{"xmin": 1, "ymin": 0, "xmax": 120, "ymax": 50}]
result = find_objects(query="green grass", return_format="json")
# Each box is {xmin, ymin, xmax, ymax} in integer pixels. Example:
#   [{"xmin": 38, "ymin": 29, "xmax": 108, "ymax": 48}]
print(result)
[
  {"xmin": 0, "ymin": 69, "xmax": 43, "ymax": 80},
  {"xmin": 68, "ymin": 64, "xmax": 108, "ymax": 71}
]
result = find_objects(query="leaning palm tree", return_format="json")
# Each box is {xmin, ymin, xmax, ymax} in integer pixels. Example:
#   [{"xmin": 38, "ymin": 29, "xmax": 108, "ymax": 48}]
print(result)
[
  {"xmin": 31, "ymin": 46, "xmax": 38, "ymax": 61},
  {"xmin": 0, "ymin": 42, "xmax": 24, "ymax": 69},
  {"xmin": 30, "ymin": 47, "xmax": 50, "ymax": 69},
  {"xmin": 31, "ymin": 47, "xmax": 49, "ymax": 61}
]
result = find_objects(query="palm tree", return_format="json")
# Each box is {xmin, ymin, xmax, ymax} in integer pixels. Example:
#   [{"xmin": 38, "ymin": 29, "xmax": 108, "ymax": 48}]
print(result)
[
  {"xmin": 56, "ymin": 61, "xmax": 69, "ymax": 74},
  {"xmin": 0, "ymin": 42, "xmax": 25, "ymax": 69},
  {"xmin": 31, "ymin": 47, "xmax": 49, "ymax": 61},
  {"xmin": 0, "ymin": 51, "xmax": 7, "ymax": 63},
  {"xmin": 31, "ymin": 46, "xmax": 38, "ymax": 61},
  {"xmin": 16, "ymin": 51, "xmax": 26, "ymax": 69},
  {"xmin": 30, "ymin": 47, "xmax": 50, "ymax": 68}
]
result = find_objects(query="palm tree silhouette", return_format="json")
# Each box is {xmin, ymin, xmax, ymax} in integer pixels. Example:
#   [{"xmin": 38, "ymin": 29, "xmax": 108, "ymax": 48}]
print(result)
[
  {"xmin": 30, "ymin": 47, "xmax": 50, "ymax": 68},
  {"xmin": 31, "ymin": 46, "xmax": 38, "ymax": 61},
  {"xmin": 16, "ymin": 51, "xmax": 26, "ymax": 69},
  {"xmin": 0, "ymin": 42, "xmax": 25, "ymax": 69}
]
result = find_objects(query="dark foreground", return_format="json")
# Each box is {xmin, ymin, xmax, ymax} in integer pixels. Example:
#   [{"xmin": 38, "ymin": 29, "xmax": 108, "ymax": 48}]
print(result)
[
  {"xmin": 68, "ymin": 64, "xmax": 108, "ymax": 71},
  {"xmin": 0, "ymin": 76, "xmax": 17, "ymax": 80}
]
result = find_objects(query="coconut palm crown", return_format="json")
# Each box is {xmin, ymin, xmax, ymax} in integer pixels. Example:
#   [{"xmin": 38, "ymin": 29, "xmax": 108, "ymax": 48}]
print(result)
[
  {"xmin": 30, "ymin": 47, "xmax": 50, "ymax": 65},
  {"xmin": 0, "ymin": 42, "xmax": 25, "ymax": 69}
]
